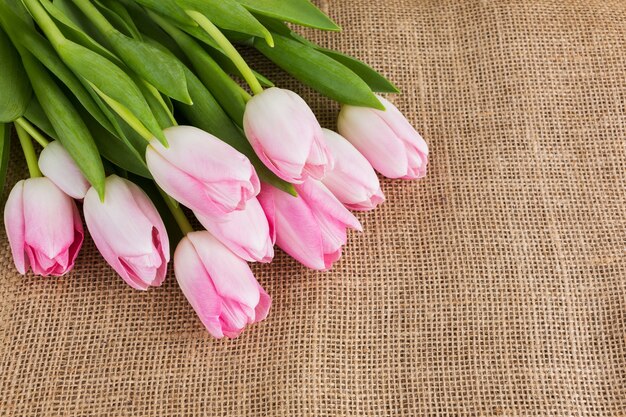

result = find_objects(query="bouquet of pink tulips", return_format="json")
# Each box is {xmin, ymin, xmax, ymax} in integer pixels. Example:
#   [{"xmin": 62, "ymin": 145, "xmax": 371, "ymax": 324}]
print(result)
[{"xmin": 0, "ymin": 0, "xmax": 428, "ymax": 338}]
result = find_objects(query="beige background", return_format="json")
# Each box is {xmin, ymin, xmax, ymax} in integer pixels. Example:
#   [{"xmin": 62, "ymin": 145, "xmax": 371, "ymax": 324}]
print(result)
[{"xmin": 1, "ymin": 0, "xmax": 625, "ymax": 415}]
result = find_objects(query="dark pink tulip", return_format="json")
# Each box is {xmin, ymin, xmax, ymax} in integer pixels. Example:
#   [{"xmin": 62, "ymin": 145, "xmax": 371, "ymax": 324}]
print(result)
[
  {"xmin": 4, "ymin": 178, "xmax": 83, "ymax": 276},
  {"xmin": 83, "ymin": 176, "xmax": 169, "ymax": 290},
  {"xmin": 257, "ymin": 179, "xmax": 362, "ymax": 271},
  {"xmin": 174, "ymin": 231, "xmax": 271, "ymax": 338}
]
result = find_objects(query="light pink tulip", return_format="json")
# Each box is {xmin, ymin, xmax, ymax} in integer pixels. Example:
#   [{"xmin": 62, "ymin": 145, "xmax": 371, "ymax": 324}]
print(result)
[
  {"xmin": 194, "ymin": 197, "xmax": 274, "ymax": 263},
  {"xmin": 320, "ymin": 129, "xmax": 385, "ymax": 211},
  {"xmin": 243, "ymin": 87, "xmax": 333, "ymax": 184},
  {"xmin": 337, "ymin": 95, "xmax": 429, "ymax": 179},
  {"xmin": 257, "ymin": 179, "xmax": 362, "ymax": 271},
  {"xmin": 4, "ymin": 178, "xmax": 83, "ymax": 276},
  {"xmin": 174, "ymin": 231, "xmax": 271, "ymax": 338},
  {"xmin": 38, "ymin": 141, "xmax": 90, "ymax": 199},
  {"xmin": 146, "ymin": 125, "xmax": 260, "ymax": 217},
  {"xmin": 83, "ymin": 175, "xmax": 169, "ymax": 290}
]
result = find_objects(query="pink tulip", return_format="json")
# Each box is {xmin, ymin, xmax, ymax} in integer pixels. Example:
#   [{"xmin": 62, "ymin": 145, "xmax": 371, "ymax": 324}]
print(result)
[
  {"xmin": 320, "ymin": 129, "xmax": 385, "ymax": 211},
  {"xmin": 38, "ymin": 141, "xmax": 90, "ymax": 199},
  {"xmin": 194, "ymin": 197, "xmax": 274, "ymax": 263},
  {"xmin": 174, "ymin": 231, "xmax": 271, "ymax": 338},
  {"xmin": 337, "ymin": 95, "xmax": 429, "ymax": 179},
  {"xmin": 4, "ymin": 178, "xmax": 83, "ymax": 276},
  {"xmin": 243, "ymin": 87, "xmax": 333, "ymax": 184},
  {"xmin": 146, "ymin": 125, "xmax": 260, "ymax": 217},
  {"xmin": 83, "ymin": 175, "xmax": 169, "ymax": 290},
  {"xmin": 257, "ymin": 179, "xmax": 362, "ymax": 271}
]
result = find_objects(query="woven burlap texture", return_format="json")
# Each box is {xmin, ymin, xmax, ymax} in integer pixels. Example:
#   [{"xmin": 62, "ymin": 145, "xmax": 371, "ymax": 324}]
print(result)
[{"xmin": 1, "ymin": 0, "xmax": 625, "ymax": 415}]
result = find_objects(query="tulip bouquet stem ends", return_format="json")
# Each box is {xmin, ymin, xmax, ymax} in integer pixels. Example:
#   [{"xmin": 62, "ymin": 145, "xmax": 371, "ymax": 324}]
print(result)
[{"xmin": 0, "ymin": 0, "xmax": 429, "ymax": 339}]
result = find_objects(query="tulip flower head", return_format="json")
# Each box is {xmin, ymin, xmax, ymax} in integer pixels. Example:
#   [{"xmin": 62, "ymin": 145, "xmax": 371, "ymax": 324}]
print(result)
[
  {"xmin": 4, "ymin": 178, "xmax": 84, "ymax": 276},
  {"xmin": 146, "ymin": 126, "xmax": 260, "ymax": 217},
  {"xmin": 194, "ymin": 197, "xmax": 275, "ymax": 263},
  {"xmin": 258, "ymin": 179, "xmax": 362, "ymax": 271},
  {"xmin": 83, "ymin": 175, "xmax": 169, "ymax": 290},
  {"xmin": 243, "ymin": 87, "xmax": 333, "ymax": 184},
  {"xmin": 38, "ymin": 141, "xmax": 90, "ymax": 199},
  {"xmin": 338, "ymin": 95, "xmax": 429, "ymax": 179},
  {"xmin": 320, "ymin": 129, "xmax": 385, "ymax": 211},
  {"xmin": 174, "ymin": 231, "xmax": 271, "ymax": 338}
]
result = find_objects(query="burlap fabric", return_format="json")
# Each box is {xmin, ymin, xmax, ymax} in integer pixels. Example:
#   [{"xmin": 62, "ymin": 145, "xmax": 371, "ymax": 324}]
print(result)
[{"xmin": 1, "ymin": 0, "xmax": 625, "ymax": 415}]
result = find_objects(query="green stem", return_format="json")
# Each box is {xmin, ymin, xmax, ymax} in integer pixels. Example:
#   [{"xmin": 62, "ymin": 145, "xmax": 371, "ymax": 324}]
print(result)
[
  {"xmin": 185, "ymin": 10, "xmax": 264, "ymax": 95},
  {"xmin": 236, "ymin": 84, "xmax": 253, "ymax": 102},
  {"xmin": 15, "ymin": 118, "xmax": 49, "ymax": 148},
  {"xmin": 70, "ymin": 0, "xmax": 116, "ymax": 34},
  {"xmin": 15, "ymin": 123, "xmax": 42, "ymax": 178},
  {"xmin": 21, "ymin": 0, "xmax": 66, "ymax": 48},
  {"xmin": 159, "ymin": 187, "xmax": 194, "ymax": 235}
]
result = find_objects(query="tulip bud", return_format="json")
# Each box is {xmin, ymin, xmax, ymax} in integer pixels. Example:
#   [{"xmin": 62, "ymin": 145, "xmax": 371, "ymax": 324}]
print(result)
[
  {"xmin": 4, "ymin": 178, "xmax": 83, "ymax": 276},
  {"xmin": 146, "ymin": 126, "xmax": 260, "ymax": 217},
  {"xmin": 338, "ymin": 95, "xmax": 428, "ymax": 179},
  {"xmin": 83, "ymin": 175, "xmax": 169, "ymax": 290},
  {"xmin": 320, "ymin": 129, "xmax": 385, "ymax": 211},
  {"xmin": 38, "ymin": 141, "xmax": 90, "ymax": 199},
  {"xmin": 174, "ymin": 231, "xmax": 271, "ymax": 338},
  {"xmin": 194, "ymin": 197, "xmax": 274, "ymax": 263},
  {"xmin": 258, "ymin": 179, "xmax": 362, "ymax": 271},
  {"xmin": 243, "ymin": 87, "xmax": 333, "ymax": 184}
]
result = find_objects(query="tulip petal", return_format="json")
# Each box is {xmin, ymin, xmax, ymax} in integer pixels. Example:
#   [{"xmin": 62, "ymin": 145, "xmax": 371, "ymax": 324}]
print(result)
[
  {"xmin": 84, "ymin": 176, "xmax": 168, "ymax": 289},
  {"xmin": 174, "ymin": 236, "xmax": 224, "ymax": 338},
  {"xmin": 244, "ymin": 88, "xmax": 329, "ymax": 183},
  {"xmin": 23, "ymin": 178, "xmax": 78, "ymax": 262},
  {"xmin": 4, "ymin": 181, "xmax": 27, "ymax": 274},
  {"xmin": 259, "ymin": 185, "xmax": 327, "ymax": 270},
  {"xmin": 38, "ymin": 141, "xmax": 90, "ymax": 199},
  {"xmin": 187, "ymin": 232, "xmax": 261, "ymax": 309},
  {"xmin": 194, "ymin": 198, "xmax": 274, "ymax": 263},
  {"xmin": 254, "ymin": 284, "xmax": 272, "ymax": 322},
  {"xmin": 338, "ymin": 106, "xmax": 410, "ymax": 178}
]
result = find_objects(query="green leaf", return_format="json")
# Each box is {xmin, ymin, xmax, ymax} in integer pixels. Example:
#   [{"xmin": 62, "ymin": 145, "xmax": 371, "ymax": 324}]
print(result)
[
  {"xmin": 40, "ymin": 0, "xmax": 118, "ymax": 62},
  {"xmin": 255, "ymin": 33, "xmax": 383, "ymax": 109},
  {"xmin": 237, "ymin": 0, "xmax": 339, "ymax": 31},
  {"xmin": 0, "ymin": 27, "xmax": 32, "ymax": 122},
  {"xmin": 21, "ymin": 51, "xmax": 106, "ymax": 198},
  {"xmin": 316, "ymin": 49, "xmax": 398, "ymax": 93},
  {"xmin": 131, "ymin": 0, "xmax": 196, "ymax": 27},
  {"xmin": 24, "ymin": 97, "xmax": 58, "ymax": 139},
  {"xmin": 53, "ymin": 0, "xmax": 111, "ymax": 49},
  {"xmin": 3, "ymin": 0, "xmax": 34, "ymax": 26},
  {"xmin": 0, "ymin": 123, "xmax": 11, "ymax": 194},
  {"xmin": 178, "ymin": 69, "xmax": 295, "ymax": 195},
  {"xmin": 107, "ymin": 31, "xmax": 192, "ymax": 104},
  {"xmin": 79, "ymin": 105, "xmax": 151, "ymax": 178},
  {"xmin": 137, "ymin": 80, "xmax": 177, "ymax": 129},
  {"xmin": 178, "ymin": 0, "xmax": 273, "ymax": 45},
  {"xmin": 0, "ymin": 4, "xmax": 117, "ymax": 135},
  {"xmin": 257, "ymin": 17, "xmax": 398, "ymax": 93},
  {"xmin": 153, "ymin": 17, "xmax": 247, "ymax": 124},
  {"xmin": 56, "ymin": 39, "xmax": 166, "ymax": 143},
  {"xmin": 95, "ymin": 0, "xmax": 142, "ymax": 39}
]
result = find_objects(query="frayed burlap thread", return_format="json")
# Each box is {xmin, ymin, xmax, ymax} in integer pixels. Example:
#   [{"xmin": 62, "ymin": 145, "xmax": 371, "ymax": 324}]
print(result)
[{"xmin": 1, "ymin": 1, "xmax": 625, "ymax": 415}]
